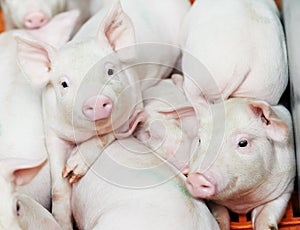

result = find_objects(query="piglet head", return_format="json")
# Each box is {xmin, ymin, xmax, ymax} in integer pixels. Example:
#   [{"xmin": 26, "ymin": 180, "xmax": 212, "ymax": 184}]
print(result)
[
  {"xmin": 186, "ymin": 98, "xmax": 290, "ymax": 204},
  {"xmin": 1, "ymin": 0, "xmax": 67, "ymax": 29},
  {"xmin": 15, "ymin": 2, "xmax": 142, "ymax": 141},
  {"xmin": 0, "ymin": 158, "xmax": 47, "ymax": 229}
]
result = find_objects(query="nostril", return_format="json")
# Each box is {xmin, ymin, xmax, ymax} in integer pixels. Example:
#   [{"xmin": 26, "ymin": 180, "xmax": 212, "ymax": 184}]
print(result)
[
  {"xmin": 83, "ymin": 96, "xmax": 114, "ymax": 121},
  {"xmin": 186, "ymin": 173, "xmax": 216, "ymax": 198},
  {"xmin": 102, "ymin": 102, "xmax": 112, "ymax": 110}
]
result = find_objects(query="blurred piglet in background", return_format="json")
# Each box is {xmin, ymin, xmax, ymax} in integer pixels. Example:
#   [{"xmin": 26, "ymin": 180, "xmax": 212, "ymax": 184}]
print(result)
[
  {"xmin": 186, "ymin": 98, "xmax": 296, "ymax": 230},
  {"xmin": 0, "ymin": 0, "xmax": 103, "ymax": 32},
  {"xmin": 134, "ymin": 76, "xmax": 197, "ymax": 173},
  {"xmin": 0, "ymin": 158, "xmax": 61, "ymax": 230},
  {"xmin": 180, "ymin": 0, "xmax": 288, "ymax": 117}
]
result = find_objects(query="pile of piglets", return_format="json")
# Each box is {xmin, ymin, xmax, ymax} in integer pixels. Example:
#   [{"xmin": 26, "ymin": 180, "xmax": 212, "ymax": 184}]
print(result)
[
  {"xmin": 0, "ymin": 0, "xmax": 295, "ymax": 229},
  {"xmin": 180, "ymin": 0, "xmax": 296, "ymax": 229}
]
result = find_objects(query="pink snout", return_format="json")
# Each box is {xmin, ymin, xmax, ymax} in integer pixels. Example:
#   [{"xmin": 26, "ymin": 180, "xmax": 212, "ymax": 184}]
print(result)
[
  {"xmin": 83, "ymin": 95, "xmax": 113, "ymax": 121},
  {"xmin": 186, "ymin": 173, "xmax": 216, "ymax": 198},
  {"xmin": 23, "ymin": 12, "xmax": 49, "ymax": 29}
]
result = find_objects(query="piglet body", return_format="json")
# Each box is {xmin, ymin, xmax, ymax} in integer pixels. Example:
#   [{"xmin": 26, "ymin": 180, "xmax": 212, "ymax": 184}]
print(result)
[
  {"xmin": 181, "ymin": 0, "xmax": 287, "ymax": 116},
  {"xmin": 71, "ymin": 137, "xmax": 220, "ymax": 230},
  {"xmin": 186, "ymin": 98, "xmax": 296, "ymax": 230}
]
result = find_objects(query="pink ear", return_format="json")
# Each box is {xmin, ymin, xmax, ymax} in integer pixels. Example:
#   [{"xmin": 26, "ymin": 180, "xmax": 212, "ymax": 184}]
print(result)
[
  {"xmin": 97, "ymin": 1, "xmax": 136, "ymax": 60},
  {"xmin": 115, "ymin": 111, "xmax": 147, "ymax": 139},
  {"xmin": 29, "ymin": 10, "xmax": 80, "ymax": 48},
  {"xmin": 159, "ymin": 106, "xmax": 196, "ymax": 121},
  {"xmin": 249, "ymin": 100, "xmax": 289, "ymax": 142},
  {"xmin": 0, "ymin": 158, "xmax": 47, "ymax": 186},
  {"xmin": 15, "ymin": 36, "xmax": 56, "ymax": 87}
]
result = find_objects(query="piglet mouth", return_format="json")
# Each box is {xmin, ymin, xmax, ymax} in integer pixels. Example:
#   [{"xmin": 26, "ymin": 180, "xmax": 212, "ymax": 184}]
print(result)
[
  {"xmin": 186, "ymin": 172, "xmax": 216, "ymax": 198},
  {"xmin": 82, "ymin": 95, "xmax": 114, "ymax": 121}
]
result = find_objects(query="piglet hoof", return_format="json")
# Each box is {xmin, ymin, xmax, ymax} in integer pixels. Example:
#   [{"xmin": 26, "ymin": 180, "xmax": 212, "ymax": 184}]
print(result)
[
  {"xmin": 268, "ymin": 225, "xmax": 278, "ymax": 230},
  {"xmin": 63, "ymin": 151, "xmax": 90, "ymax": 183},
  {"xmin": 62, "ymin": 165, "xmax": 85, "ymax": 184}
]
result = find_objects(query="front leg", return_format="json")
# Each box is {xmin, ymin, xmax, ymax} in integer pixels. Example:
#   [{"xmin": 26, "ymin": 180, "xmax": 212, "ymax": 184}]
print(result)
[
  {"xmin": 46, "ymin": 129, "xmax": 74, "ymax": 230},
  {"xmin": 208, "ymin": 201, "xmax": 230, "ymax": 230},
  {"xmin": 63, "ymin": 133, "xmax": 115, "ymax": 183},
  {"xmin": 252, "ymin": 192, "xmax": 292, "ymax": 230}
]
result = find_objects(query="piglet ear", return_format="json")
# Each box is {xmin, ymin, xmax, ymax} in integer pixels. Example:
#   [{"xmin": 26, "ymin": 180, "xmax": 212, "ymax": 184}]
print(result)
[
  {"xmin": 98, "ymin": 1, "xmax": 136, "ymax": 61},
  {"xmin": 249, "ymin": 100, "xmax": 289, "ymax": 142},
  {"xmin": 160, "ymin": 106, "xmax": 195, "ymax": 121},
  {"xmin": 160, "ymin": 106, "xmax": 197, "ymax": 138},
  {"xmin": 0, "ymin": 158, "xmax": 47, "ymax": 186},
  {"xmin": 115, "ymin": 111, "xmax": 147, "ymax": 139},
  {"xmin": 28, "ymin": 10, "xmax": 80, "ymax": 48},
  {"xmin": 15, "ymin": 36, "xmax": 56, "ymax": 87}
]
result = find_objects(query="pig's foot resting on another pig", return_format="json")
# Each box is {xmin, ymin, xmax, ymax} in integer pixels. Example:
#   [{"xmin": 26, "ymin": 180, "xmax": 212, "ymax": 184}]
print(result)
[
  {"xmin": 63, "ymin": 149, "xmax": 88, "ymax": 184},
  {"xmin": 208, "ymin": 201, "xmax": 230, "ymax": 230},
  {"xmin": 252, "ymin": 192, "xmax": 292, "ymax": 230},
  {"xmin": 63, "ymin": 136, "xmax": 114, "ymax": 184}
]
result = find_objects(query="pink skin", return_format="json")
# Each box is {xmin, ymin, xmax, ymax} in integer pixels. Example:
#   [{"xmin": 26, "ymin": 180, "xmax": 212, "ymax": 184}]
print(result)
[
  {"xmin": 82, "ymin": 95, "xmax": 114, "ymax": 121},
  {"xmin": 23, "ymin": 12, "xmax": 49, "ymax": 29},
  {"xmin": 186, "ymin": 173, "xmax": 216, "ymax": 198}
]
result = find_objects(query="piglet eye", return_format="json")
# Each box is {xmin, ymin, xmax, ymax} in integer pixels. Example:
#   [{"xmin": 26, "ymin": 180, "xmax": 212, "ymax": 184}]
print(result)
[
  {"xmin": 16, "ymin": 200, "xmax": 21, "ymax": 216},
  {"xmin": 61, "ymin": 81, "xmax": 68, "ymax": 88},
  {"xmin": 59, "ymin": 76, "xmax": 70, "ymax": 89},
  {"xmin": 105, "ymin": 63, "xmax": 115, "ymax": 77},
  {"xmin": 238, "ymin": 139, "xmax": 248, "ymax": 148},
  {"xmin": 107, "ymin": 69, "xmax": 114, "ymax": 76}
]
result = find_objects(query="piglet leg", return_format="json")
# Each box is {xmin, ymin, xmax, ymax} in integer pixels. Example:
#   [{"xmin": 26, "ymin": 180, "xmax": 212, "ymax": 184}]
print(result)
[
  {"xmin": 208, "ymin": 201, "xmax": 230, "ymax": 230},
  {"xmin": 46, "ymin": 129, "xmax": 74, "ymax": 230},
  {"xmin": 63, "ymin": 133, "xmax": 115, "ymax": 184},
  {"xmin": 252, "ymin": 192, "xmax": 292, "ymax": 230}
]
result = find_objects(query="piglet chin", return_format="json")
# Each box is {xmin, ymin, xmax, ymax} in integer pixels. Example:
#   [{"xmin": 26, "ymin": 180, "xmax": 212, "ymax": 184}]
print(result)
[{"xmin": 186, "ymin": 172, "xmax": 216, "ymax": 198}]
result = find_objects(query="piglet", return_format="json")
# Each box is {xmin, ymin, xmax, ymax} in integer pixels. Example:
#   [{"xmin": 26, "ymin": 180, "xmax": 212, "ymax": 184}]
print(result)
[
  {"xmin": 0, "ymin": 10, "xmax": 79, "ymax": 212},
  {"xmin": 0, "ymin": 158, "xmax": 61, "ymax": 230},
  {"xmin": 186, "ymin": 98, "xmax": 296, "ymax": 230},
  {"xmin": 15, "ymin": 3, "xmax": 144, "ymax": 229},
  {"xmin": 0, "ymin": 0, "xmax": 90, "ymax": 32},
  {"xmin": 134, "ymin": 76, "xmax": 197, "ymax": 173},
  {"xmin": 71, "ymin": 137, "xmax": 220, "ymax": 230},
  {"xmin": 180, "ymin": 0, "xmax": 288, "ymax": 117}
]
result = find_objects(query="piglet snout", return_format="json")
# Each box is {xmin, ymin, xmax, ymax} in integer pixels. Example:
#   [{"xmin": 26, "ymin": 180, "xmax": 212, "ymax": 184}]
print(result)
[
  {"xmin": 186, "ymin": 173, "xmax": 216, "ymax": 198},
  {"xmin": 23, "ymin": 12, "xmax": 49, "ymax": 29},
  {"xmin": 83, "ymin": 95, "xmax": 113, "ymax": 121}
]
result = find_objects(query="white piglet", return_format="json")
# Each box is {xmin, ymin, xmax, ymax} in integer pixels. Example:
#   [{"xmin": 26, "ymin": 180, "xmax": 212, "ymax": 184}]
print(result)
[
  {"xmin": 71, "ymin": 137, "xmax": 220, "ymax": 230},
  {"xmin": 0, "ymin": 0, "xmax": 90, "ymax": 31},
  {"xmin": 16, "ymin": 2, "xmax": 190, "ymax": 228},
  {"xmin": 134, "ymin": 76, "xmax": 198, "ymax": 173},
  {"xmin": 0, "ymin": 10, "xmax": 79, "ymax": 210},
  {"xmin": 180, "ymin": 0, "xmax": 287, "ymax": 116},
  {"xmin": 186, "ymin": 98, "xmax": 296, "ymax": 230},
  {"xmin": 0, "ymin": 158, "xmax": 61, "ymax": 230}
]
